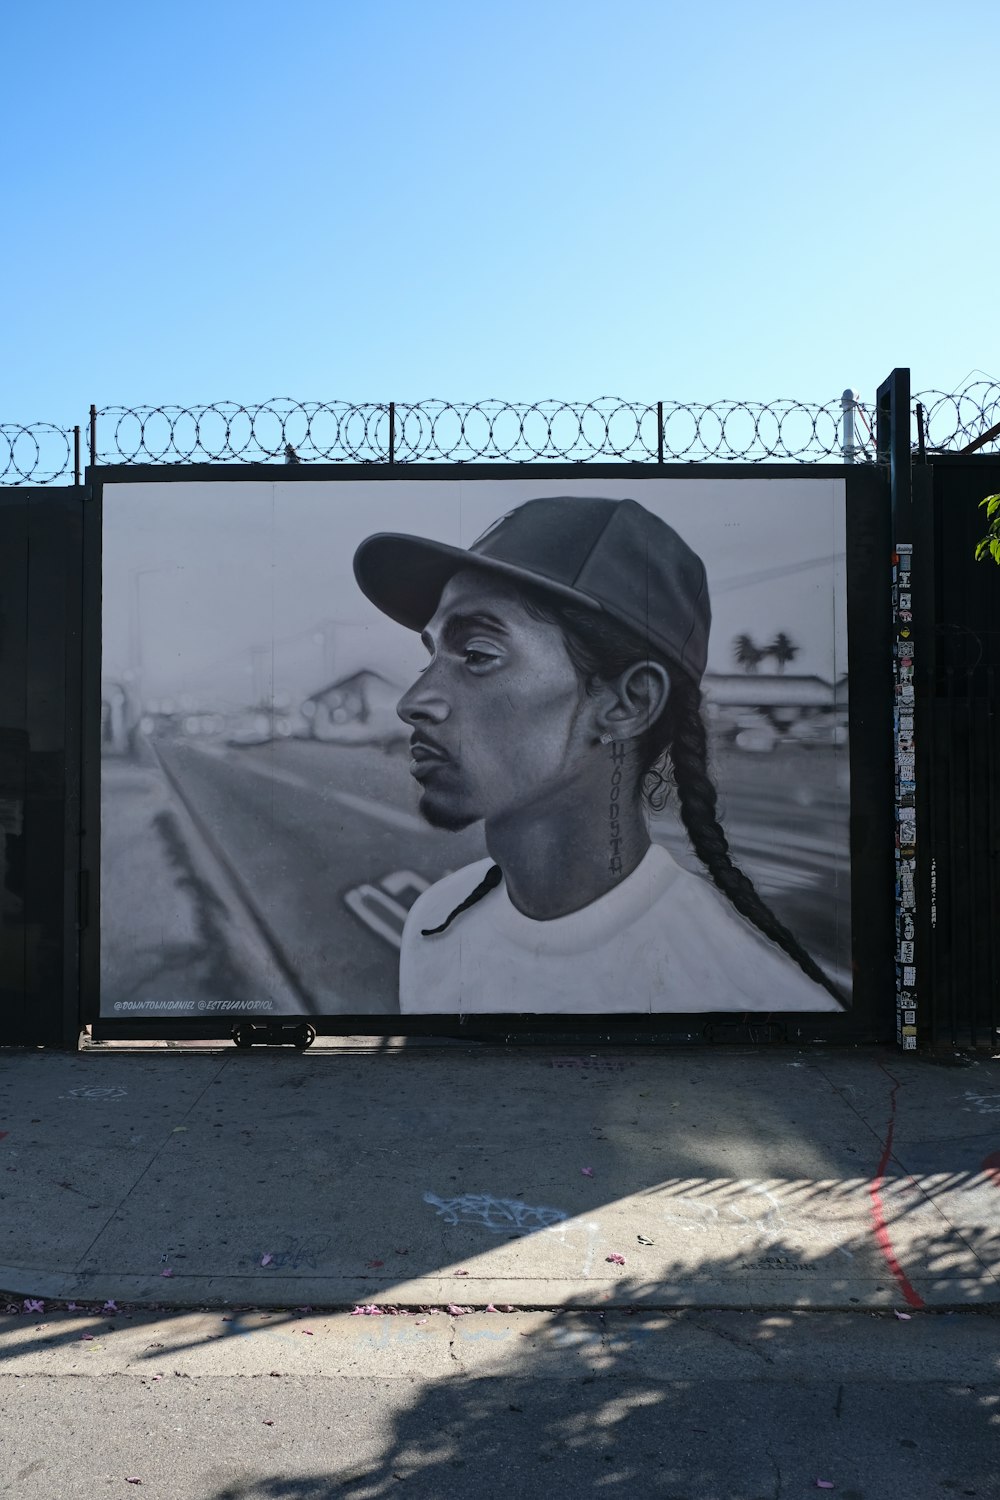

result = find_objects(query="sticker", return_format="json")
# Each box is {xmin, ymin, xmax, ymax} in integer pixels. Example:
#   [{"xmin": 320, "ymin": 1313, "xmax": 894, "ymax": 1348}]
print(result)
[
  {"xmin": 899, "ymin": 941, "xmax": 914, "ymax": 963},
  {"xmin": 902, "ymin": 1025, "xmax": 918, "ymax": 1037},
  {"xmin": 903, "ymin": 965, "xmax": 916, "ymax": 987},
  {"xmin": 904, "ymin": 1010, "xmax": 916, "ymax": 1025},
  {"xmin": 899, "ymin": 593, "xmax": 911, "ymax": 610},
  {"xmin": 903, "ymin": 1036, "xmax": 917, "ymax": 1050}
]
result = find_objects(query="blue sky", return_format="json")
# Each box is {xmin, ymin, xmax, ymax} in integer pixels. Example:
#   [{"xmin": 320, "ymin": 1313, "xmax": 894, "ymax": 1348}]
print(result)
[{"xmin": 3, "ymin": 0, "xmax": 996, "ymax": 429}]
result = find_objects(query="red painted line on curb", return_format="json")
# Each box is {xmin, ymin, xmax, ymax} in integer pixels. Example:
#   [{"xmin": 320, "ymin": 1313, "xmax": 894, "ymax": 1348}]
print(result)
[
  {"xmin": 869, "ymin": 1066, "xmax": 926, "ymax": 1309},
  {"xmin": 981, "ymin": 1150, "xmax": 1000, "ymax": 1187}
]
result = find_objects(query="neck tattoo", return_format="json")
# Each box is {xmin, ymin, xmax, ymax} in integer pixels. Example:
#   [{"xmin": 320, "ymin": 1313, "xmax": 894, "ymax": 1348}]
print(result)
[{"xmin": 608, "ymin": 739, "xmax": 626, "ymax": 879}]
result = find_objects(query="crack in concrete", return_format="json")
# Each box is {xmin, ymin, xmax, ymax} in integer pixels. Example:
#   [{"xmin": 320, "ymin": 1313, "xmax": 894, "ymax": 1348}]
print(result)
[{"xmin": 691, "ymin": 1318, "xmax": 776, "ymax": 1364}]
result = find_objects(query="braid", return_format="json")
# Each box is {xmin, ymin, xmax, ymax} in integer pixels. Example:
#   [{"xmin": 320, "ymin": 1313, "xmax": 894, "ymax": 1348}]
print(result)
[
  {"xmin": 421, "ymin": 864, "xmax": 502, "ymax": 936},
  {"xmin": 663, "ymin": 678, "xmax": 845, "ymax": 1005}
]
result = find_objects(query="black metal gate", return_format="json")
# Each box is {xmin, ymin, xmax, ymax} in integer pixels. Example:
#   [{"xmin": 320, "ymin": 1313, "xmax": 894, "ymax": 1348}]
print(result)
[
  {"xmin": 924, "ymin": 456, "xmax": 1000, "ymax": 1048},
  {"xmin": 0, "ymin": 488, "xmax": 82, "ymax": 1047}
]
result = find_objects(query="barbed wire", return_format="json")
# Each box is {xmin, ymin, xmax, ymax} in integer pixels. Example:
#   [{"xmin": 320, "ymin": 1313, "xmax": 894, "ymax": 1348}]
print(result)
[
  {"xmin": 1, "ymin": 423, "xmax": 76, "ymax": 486},
  {"xmin": 2, "ymin": 384, "xmax": 998, "ymax": 485},
  {"xmin": 918, "ymin": 382, "xmax": 1000, "ymax": 453}
]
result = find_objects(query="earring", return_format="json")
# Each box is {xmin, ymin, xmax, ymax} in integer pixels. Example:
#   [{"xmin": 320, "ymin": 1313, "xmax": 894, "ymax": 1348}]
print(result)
[{"xmin": 599, "ymin": 732, "xmax": 613, "ymax": 745}]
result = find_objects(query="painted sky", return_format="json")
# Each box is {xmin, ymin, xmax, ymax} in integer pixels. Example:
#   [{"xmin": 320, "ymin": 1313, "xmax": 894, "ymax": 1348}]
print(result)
[{"xmin": 102, "ymin": 477, "xmax": 847, "ymax": 708}]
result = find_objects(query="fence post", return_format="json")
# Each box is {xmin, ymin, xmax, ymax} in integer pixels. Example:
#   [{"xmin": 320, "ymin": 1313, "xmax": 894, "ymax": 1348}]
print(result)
[
  {"xmin": 88, "ymin": 405, "xmax": 97, "ymax": 468},
  {"xmin": 877, "ymin": 369, "xmax": 920, "ymax": 1051},
  {"xmin": 388, "ymin": 402, "xmax": 395, "ymax": 465},
  {"xmin": 841, "ymin": 389, "xmax": 856, "ymax": 463},
  {"xmin": 73, "ymin": 427, "xmax": 81, "ymax": 486}
]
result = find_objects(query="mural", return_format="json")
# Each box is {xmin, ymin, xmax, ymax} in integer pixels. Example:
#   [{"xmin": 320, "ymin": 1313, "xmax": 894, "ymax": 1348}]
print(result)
[{"xmin": 100, "ymin": 476, "xmax": 851, "ymax": 1018}]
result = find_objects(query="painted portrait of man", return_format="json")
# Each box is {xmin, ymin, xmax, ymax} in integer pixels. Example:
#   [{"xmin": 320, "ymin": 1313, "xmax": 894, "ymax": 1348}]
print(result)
[{"xmin": 354, "ymin": 494, "xmax": 846, "ymax": 1015}]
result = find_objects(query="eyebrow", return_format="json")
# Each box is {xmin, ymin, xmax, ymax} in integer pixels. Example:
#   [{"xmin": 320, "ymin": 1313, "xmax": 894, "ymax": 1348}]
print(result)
[{"xmin": 421, "ymin": 609, "xmax": 511, "ymax": 652}]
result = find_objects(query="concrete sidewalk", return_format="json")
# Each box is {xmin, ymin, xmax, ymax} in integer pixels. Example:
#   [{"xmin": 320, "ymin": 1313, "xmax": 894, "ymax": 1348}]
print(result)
[{"xmin": 1, "ymin": 1043, "xmax": 998, "ymax": 1311}]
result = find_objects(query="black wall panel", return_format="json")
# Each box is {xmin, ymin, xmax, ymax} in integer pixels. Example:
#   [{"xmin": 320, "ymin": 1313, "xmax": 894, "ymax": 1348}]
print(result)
[{"xmin": 0, "ymin": 488, "xmax": 81, "ymax": 1046}]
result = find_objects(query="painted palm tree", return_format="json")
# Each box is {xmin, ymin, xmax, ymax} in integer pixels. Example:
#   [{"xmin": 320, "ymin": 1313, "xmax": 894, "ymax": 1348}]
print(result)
[
  {"xmin": 732, "ymin": 633, "xmax": 765, "ymax": 673},
  {"xmin": 767, "ymin": 631, "xmax": 800, "ymax": 673}
]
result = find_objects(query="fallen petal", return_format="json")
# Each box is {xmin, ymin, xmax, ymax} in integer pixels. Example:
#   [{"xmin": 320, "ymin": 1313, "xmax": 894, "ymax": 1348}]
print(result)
[
  {"xmin": 894, "ymin": 1311, "xmax": 912, "ymax": 1320},
  {"xmin": 260, "ymin": 1254, "xmax": 273, "ymax": 1267},
  {"xmin": 454, "ymin": 1269, "xmax": 469, "ymax": 1277},
  {"xmin": 605, "ymin": 1253, "xmax": 626, "ymax": 1266},
  {"xmin": 815, "ymin": 1484, "xmax": 835, "ymax": 1491},
  {"xmin": 366, "ymin": 1259, "xmax": 385, "ymax": 1269},
  {"xmin": 581, "ymin": 1167, "xmax": 594, "ymax": 1177},
  {"xmin": 102, "ymin": 1301, "xmax": 118, "ymax": 1314},
  {"xmin": 160, "ymin": 1269, "xmax": 173, "ymax": 1278}
]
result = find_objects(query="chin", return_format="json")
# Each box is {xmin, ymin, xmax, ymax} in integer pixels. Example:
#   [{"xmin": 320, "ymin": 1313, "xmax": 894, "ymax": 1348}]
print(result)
[{"xmin": 418, "ymin": 794, "xmax": 479, "ymax": 833}]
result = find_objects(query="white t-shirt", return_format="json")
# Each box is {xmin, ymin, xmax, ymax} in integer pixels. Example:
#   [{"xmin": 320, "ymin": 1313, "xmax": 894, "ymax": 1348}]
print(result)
[{"xmin": 399, "ymin": 844, "xmax": 844, "ymax": 1014}]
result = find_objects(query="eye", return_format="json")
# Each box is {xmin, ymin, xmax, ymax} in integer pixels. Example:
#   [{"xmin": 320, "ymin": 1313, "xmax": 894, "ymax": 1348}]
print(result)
[{"xmin": 462, "ymin": 638, "xmax": 503, "ymax": 671}]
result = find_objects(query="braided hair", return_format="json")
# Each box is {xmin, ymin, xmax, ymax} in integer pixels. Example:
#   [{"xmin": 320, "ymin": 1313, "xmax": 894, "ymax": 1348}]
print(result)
[{"xmin": 517, "ymin": 586, "xmax": 845, "ymax": 1006}]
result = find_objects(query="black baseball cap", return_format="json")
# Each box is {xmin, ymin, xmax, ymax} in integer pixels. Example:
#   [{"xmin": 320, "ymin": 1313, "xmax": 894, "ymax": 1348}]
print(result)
[{"xmin": 353, "ymin": 495, "xmax": 711, "ymax": 683}]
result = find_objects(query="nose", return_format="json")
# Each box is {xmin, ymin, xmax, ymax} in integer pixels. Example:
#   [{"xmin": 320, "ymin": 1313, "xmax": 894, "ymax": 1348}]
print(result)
[{"xmin": 397, "ymin": 664, "xmax": 450, "ymax": 727}]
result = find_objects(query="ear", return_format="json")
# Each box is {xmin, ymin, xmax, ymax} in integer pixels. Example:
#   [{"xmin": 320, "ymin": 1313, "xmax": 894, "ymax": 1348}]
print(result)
[{"xmin": 597, "ymin": 662, "xmax": 671, "ymax": 740}]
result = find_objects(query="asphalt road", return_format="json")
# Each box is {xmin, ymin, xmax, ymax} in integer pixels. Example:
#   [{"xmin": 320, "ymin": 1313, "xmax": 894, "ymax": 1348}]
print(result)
[
  {"xmin": 103, "ymin": 733, "xmax": 851, "ymax": 1014},
  {"xmin": 1, "ymin": 1309, "xmax": 996, "ymax": 1499}
]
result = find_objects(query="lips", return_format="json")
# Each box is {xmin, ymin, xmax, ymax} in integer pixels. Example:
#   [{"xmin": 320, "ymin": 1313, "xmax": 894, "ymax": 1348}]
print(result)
[{"xmin": 409, "ymin": 735, "xmax": 451, "ymax": 778}]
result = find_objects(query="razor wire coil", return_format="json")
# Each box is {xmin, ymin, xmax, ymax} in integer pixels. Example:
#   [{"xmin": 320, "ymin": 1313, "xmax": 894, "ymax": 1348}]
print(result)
[{"xmin": 3, "ymin": 385, "xmax": 999, "ymax": 484}]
